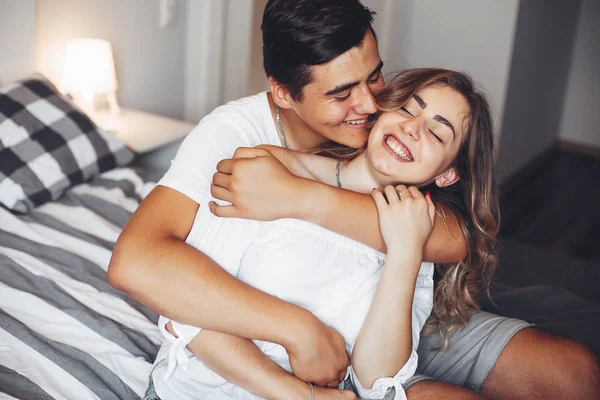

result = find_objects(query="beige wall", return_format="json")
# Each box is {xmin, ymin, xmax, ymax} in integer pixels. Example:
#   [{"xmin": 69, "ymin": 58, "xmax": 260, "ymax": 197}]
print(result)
[
  {"xmin": 498, "ymin": 0, "xmax": 582, "ymax": 181},
  {"xmin": 383, "ymin": 0, "xmax": 520, "ymax": 138},
  {"xmin": 36, "ymin": 0, "xmax": 187, "ymax": 119},
  {"xmin": 247, "ymin": 0, "xmax": 269, "ymax": 95},
  {"xmin": 559, "ymin": 0, "xmax": 600, "ymax": 148},
  {"xmin": 0, "ymin": 0, "xmax": 36, "ymax": 84}
]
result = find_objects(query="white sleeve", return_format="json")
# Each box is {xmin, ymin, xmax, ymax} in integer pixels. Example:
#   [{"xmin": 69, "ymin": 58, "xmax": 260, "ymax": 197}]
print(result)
[
  {"xmin": 349, "ymin": 262, "xmax": 434, "ymax": 400},
  {"xmin": 158, "ymin": 112, "xmax": 268, "ymax": 205},
  {"xmin": 157, "ymin": 316, "xmax": 203, "ymax": 380}
]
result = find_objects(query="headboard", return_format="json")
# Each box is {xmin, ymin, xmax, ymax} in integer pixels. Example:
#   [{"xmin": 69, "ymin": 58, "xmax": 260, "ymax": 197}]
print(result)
[{"xmin": 0, "ymin": 0, "xmax": 36, "ymax": 85}]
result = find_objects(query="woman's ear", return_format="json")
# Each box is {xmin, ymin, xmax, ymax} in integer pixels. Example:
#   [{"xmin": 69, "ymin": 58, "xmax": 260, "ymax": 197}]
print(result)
[
  {"xmin": 435, "ymin": 167, "xmax": 460, "ymax": 188},
  {"xmin": 268, "ymin": 77, "xmax": 294, "ymax": 109}
]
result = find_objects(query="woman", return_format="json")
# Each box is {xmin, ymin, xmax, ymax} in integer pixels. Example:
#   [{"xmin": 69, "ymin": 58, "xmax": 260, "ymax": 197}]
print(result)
[{"xmin": 148, "ymin": 68, "xmax": 499, "ymax": 400}]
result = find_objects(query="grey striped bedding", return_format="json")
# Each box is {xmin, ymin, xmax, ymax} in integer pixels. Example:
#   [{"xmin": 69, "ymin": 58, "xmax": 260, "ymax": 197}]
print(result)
[{"xmin": 0, "ymin": 168, "xmax": 163, "ymax": 400}]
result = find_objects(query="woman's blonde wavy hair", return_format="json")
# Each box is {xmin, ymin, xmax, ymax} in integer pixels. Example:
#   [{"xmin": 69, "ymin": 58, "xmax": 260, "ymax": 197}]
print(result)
[{"xmin": 315, "ymin": 68, "xmax": 500, "ymax": 345}]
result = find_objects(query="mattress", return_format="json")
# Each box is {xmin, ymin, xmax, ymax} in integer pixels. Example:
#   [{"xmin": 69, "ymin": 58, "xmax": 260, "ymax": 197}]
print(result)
[{"xmin": 0, "ymin": 167, "xmax": 162, "ymax": 399}]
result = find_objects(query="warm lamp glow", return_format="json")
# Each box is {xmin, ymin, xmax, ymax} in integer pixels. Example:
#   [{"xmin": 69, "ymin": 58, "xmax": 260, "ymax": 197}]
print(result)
[{"xmin": 62, "ymin": 38, "xmax": 120, "ymax": 116}]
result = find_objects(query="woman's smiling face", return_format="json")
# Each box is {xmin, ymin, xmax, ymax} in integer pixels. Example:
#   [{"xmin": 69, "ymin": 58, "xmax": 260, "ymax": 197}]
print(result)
[{"xmin": 366, "ymin": 84, "xmax": 471, "ymax": 188}]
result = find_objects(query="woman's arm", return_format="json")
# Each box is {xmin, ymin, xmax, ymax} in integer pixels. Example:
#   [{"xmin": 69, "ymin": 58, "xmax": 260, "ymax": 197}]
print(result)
[
  {"xmin": 210, "ymin": 148, "xmax": 466, "ymax": 263},
  {"xmin": 351, "ymin": 186, "xmax": 435, "ymax": 392}
]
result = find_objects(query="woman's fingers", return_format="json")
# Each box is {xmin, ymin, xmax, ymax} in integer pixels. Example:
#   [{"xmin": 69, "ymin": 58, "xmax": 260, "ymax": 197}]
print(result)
[
  {"xmin": 425, "ymin": 192, "xmax": 436, "ymax": 224},
  {"xmin": 371, "ymin": 188, "xmax": 388, "ymax": 209},
  {"xmin": 384, "ymin": 185, "xmax": 400, "ymax": 204},
  {"xmin": 395, "ymin": 184, "xmax": 413, "ymax": 201},
  {"xmin": 407, "ymin": 186, "xmax": 422, "ymax": 199}
]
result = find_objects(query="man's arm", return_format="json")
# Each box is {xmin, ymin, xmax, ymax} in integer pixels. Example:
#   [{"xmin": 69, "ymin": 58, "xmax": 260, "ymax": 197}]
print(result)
[
  {"xmin": 210, "ymin": 150, "xmax": 466, "ymax": 263},
  {"xmin": 107, "ymin": 185, "xmax": 349, "ymax": 383},
  {"xmin": 296, "ymin": 183, "xmax": 465, "ymax": 263},
  {"xmin": 165, "ymin": 325, "xmax": 354, "ymax": 399}
]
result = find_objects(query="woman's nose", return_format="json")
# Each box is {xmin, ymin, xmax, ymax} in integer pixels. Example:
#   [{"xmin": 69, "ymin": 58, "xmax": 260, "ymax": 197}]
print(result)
[{"xmin": 401, "ymin": 118, "xmax": 421, "ymax": 140}]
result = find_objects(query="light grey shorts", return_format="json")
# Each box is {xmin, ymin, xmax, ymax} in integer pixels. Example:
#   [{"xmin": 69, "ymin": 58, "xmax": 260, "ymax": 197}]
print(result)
[{"xmin": 404, "ymin": 310, "xmax": 533, "ymax": 393}]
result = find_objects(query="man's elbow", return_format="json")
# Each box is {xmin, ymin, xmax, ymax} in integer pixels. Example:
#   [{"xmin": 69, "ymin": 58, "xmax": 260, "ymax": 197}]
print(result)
[
  {"xmin": 450, "ymin": 239, "xmax": 468, "ymax": 263},
  {"xmin": 107, "ymin": 239, "xmax": 139, "ymax": 294},
  {"xmin": 107, "ymin": 258, "xmax": 129, "ymax": 294},
  {"xmin": 424, "ymin": 235, "xmax": 467, "ymax": 264}
]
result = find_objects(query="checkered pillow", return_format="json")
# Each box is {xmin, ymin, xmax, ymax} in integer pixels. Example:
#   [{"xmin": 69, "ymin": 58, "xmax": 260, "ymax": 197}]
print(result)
[{"xmin": 0, "ymin": 74, "xmax": 135, "ymax": 213}]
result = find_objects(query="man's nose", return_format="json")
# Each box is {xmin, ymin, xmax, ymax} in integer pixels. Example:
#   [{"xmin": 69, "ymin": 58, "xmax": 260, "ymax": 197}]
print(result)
[{"xmin": 353, "ymin": 86, "xmax": 378, "ymax": 115}]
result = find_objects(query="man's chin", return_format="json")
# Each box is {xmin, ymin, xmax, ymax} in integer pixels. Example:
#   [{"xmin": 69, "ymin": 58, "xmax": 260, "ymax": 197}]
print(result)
[{"xmin": 334, "ymin": 131, "xmax": 368, "ymax": 149}]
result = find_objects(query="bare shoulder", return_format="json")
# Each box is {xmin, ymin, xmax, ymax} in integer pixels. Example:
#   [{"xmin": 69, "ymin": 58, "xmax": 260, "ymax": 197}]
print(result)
[{"xmin": 256, "ymin": 145, "xmax": 334, "ymax": 183}]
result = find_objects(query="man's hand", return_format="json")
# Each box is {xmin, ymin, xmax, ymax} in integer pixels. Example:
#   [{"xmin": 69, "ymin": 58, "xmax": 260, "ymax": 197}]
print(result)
[
  {"xmin": 287, "ymin": 318, "xmax": 350, "ymax": 388},
  {"xmin": 210, "ymin": 147, "xmax": 303, "ymax": 221}
]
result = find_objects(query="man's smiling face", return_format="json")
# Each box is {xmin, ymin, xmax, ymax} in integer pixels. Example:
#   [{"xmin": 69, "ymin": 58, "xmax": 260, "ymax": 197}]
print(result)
[{"xmin": 284, "ymin": 29, "xmax": 384, "ymax": 149}]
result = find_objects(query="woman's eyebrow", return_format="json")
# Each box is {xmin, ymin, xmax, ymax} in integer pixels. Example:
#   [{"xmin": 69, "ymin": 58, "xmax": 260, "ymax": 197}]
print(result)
[{"xmin": 413, "ymin": 94, "xmax": 456, "ymax": 140}]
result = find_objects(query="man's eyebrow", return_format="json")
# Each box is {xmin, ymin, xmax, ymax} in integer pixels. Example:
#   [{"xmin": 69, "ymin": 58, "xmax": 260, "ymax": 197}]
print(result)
[
  {"xmin": 325, "ymin": 60, "xmax": 385, "ymax": 97},
  {"xmin": 325, "ymin": 81, "xmax": 359, "ymax": 97},
  {"xmin": 413, "ymin": 94, "xmax": 456, "ymax": 139},
  {"xmin": 368, "ymin": 60, "xmax": 384, "ymax": 79}
]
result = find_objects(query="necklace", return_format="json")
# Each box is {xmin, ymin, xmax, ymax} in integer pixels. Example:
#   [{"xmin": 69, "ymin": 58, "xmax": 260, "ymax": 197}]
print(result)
[
  {"xmin": 274, "ymin": 104, "xmax": 289, "ymax": 149},
  {"xmin": 276, "ymin": 104, "xmax": 342, "ymax": 188}
]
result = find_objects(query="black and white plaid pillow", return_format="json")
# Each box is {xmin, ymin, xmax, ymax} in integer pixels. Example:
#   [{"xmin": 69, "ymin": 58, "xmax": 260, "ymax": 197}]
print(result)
[{"xmin": 0, "ymin": 74, "xmax": 135, "ymax": 213}]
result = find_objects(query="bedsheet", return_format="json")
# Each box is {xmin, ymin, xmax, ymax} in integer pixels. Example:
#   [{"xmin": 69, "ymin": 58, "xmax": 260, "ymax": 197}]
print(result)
[{"xmin": 0, "ymin": 168, "xmax": 162, "ymax": 400}]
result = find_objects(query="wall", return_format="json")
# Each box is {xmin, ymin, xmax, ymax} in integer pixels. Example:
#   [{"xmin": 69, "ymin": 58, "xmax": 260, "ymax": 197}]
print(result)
[
  {"xmin": 383, "ymin": 0, "xmax": 520, "ymax": 136},
  {"xmin": 0, "ymin": 0, "xmax": 36, "ymax": 85},
  {"xmin": 35, "ymin": 0, "xmax": 187, "ymax": 119},
  {"xmin": 247, "ymin": 0, "xmax": 269, "ymax": 95},
  {"xmin": 498, "ymin": 0, "xmax": 582, "ymax": 180},
  {"xmin": 559, "ymin": 0, "xmax": 600, "ymax": 149}
]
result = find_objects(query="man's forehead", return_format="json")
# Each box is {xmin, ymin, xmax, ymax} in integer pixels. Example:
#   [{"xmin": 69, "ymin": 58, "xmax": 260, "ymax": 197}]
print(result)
[{"xmin": 309, "ymin": 34, "xmax": 382, "ymax": 92}]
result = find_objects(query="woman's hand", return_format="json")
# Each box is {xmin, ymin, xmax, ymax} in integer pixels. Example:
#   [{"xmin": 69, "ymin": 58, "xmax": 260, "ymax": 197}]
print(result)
[{"xmin": 371, "ymin": 185, "xmax": 435, "ymax": 257}]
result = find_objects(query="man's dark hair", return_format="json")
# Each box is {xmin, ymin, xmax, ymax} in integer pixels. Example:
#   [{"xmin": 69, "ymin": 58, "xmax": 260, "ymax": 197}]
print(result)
[{"xmin": 262, "ymin": 0, "xmax": 376, "ymax": 102}]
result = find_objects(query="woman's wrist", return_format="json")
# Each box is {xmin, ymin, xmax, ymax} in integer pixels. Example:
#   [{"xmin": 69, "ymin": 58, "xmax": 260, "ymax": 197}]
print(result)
[{"xmin": 385, "ymin": 249, "xmax": 422, "ymax": 268}]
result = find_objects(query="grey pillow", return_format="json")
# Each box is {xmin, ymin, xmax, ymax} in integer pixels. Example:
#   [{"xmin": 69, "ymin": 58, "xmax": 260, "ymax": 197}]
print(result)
[{"xmin": 0, "ymin": 74, "xmax": 135, "ymax": 212}]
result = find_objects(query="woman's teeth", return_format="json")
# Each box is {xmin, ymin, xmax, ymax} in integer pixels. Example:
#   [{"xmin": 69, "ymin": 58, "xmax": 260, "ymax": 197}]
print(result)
[{"xmin": 385, "ymin": 137, "xmax": 413, "ymax": 161}]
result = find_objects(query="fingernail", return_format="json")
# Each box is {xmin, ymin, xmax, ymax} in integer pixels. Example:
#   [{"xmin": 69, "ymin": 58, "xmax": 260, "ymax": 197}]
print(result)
[{"xmin": 425, "ymin": 192, "xmax": 431, "ymax": 198}]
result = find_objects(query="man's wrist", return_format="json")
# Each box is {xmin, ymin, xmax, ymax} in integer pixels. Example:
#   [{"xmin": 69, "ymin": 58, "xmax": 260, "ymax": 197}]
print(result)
[
  {"xmin": 292, "ymin": 178, "xmax": 328, "ymax": 222},
  {"xmin": 279, "ymin": 310, "xmax": 320, "ymax": 355}
]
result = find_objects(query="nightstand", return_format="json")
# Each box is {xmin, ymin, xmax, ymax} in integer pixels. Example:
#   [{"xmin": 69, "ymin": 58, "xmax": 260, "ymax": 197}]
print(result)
[{"xmin": 93, "ymin": 108, "xmax": 196, "ymax": 174}]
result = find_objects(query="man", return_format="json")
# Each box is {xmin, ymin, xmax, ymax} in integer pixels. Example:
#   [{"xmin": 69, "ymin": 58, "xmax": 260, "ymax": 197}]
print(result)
[{"xmin": 108, "ymin": 0, "xmax": 599, "ymax": 399}]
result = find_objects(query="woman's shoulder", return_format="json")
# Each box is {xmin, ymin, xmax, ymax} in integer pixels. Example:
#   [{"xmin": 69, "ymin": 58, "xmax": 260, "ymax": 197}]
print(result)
[{"xmin": 257, "ymin": 145, "xmax": 335, "ymax": 183}]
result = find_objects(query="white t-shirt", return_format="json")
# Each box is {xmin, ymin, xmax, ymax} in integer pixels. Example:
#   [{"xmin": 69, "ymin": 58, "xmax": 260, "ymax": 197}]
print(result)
[{"xmin": 153, "ymin": 92, "xmax": 434, "ymax": 400}]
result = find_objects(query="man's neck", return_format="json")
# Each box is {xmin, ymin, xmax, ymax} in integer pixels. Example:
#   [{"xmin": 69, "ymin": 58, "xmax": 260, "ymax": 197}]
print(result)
[{"xmin": 268, "ymin": 92, "xmax": 328, "ymax": 152}]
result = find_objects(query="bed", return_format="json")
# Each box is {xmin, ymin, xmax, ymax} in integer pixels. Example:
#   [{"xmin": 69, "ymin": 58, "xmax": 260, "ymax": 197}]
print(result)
[
  {"xmin": 0, "ymin": 167, "xmax": 162, "ymax": 399},
  {"xmin": 1, "ymin": 4, "xmax": 162, "ymax": 398}
]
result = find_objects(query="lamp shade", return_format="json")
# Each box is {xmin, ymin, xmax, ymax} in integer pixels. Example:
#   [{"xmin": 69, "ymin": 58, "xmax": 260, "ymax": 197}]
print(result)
[{"xmin": 62, "ymin": 38, "xmax": 118, "ymax": 94}]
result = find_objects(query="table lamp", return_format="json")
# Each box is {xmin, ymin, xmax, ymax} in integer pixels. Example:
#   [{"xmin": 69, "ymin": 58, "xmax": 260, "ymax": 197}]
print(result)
[{"xmin": 61, "ymin": 38, "xmax": 120, "ymax": 117}]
